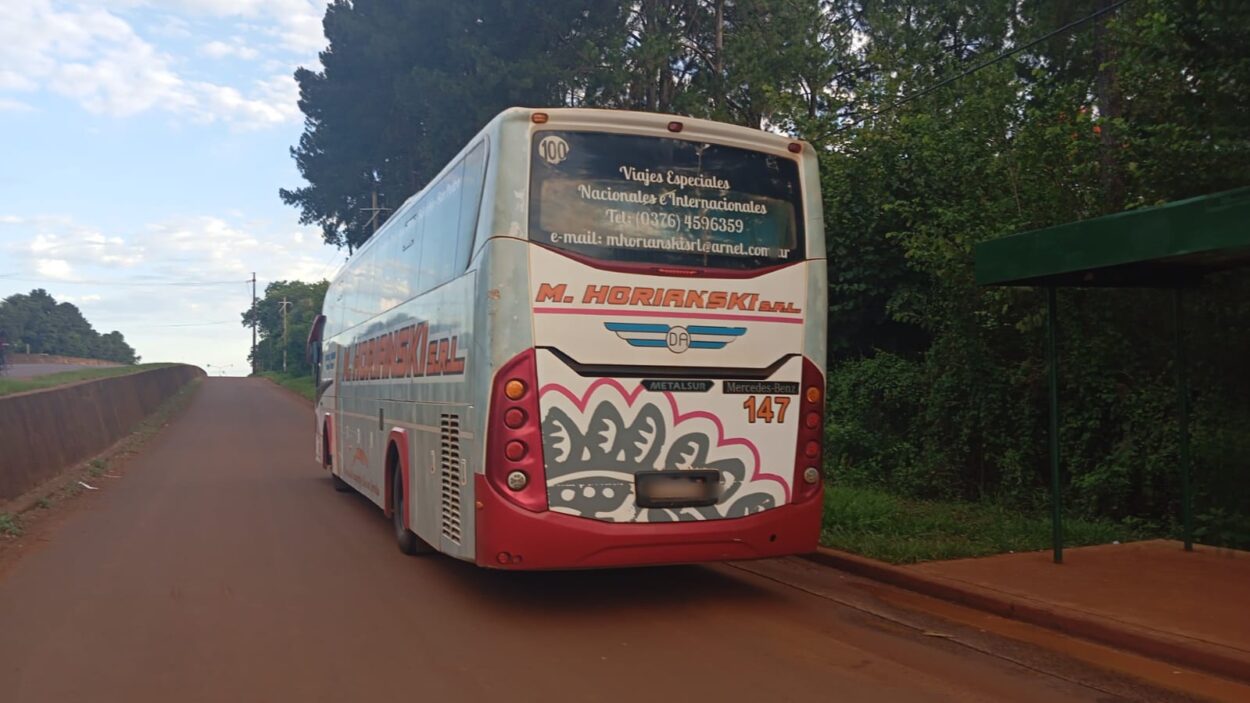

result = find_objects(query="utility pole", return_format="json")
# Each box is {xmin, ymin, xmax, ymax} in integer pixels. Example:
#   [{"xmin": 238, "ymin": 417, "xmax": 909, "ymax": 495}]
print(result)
[
  {"xmin": 361, "ymin": 190, "xmax": 392, "ymax": 235},
  {"xmin": 251, "ymin": 272, "xmax": 257, "ymax": 374},
  {"xmin": 278, "ymin": 297, "xmax": 293, "ymax": 372}
]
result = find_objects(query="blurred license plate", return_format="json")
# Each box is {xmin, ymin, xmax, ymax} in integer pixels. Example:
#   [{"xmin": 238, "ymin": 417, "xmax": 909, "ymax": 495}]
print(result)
[{"xmin": 635, "ymin": 470, "xmax": 721, "ymax": 509}]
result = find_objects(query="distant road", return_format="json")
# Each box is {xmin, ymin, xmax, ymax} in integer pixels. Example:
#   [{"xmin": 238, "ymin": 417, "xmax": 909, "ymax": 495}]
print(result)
[
  {"xmin": 0, "ymin": 378, "xmax": 1178, "ymax": 702},
  {"xmin": 2, "ymin": 363, "xmax": 98, "ymax": 379}
]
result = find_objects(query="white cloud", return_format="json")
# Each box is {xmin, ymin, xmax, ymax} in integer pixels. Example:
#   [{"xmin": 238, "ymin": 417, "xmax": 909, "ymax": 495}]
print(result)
[
  {"xmin": 4, "ymin": 216, "xmax": 143, "ymax": 270},
  {"xmin": 0, "ymin": 98, "xmax": 35, "ymax": 112},
  {"xmin": 35, "ymin": 258, "xmax": 74, "ymax": 279},
  {"xmin": 158, "ymin": 0, "xmax": 328, "ymax": 55},
  {"xmin": 193, "ymin": 75, "xmax": 299, "ymax": 129},
  {"xmin": 0, "ymin": 0, "xmax": 327, "ymax": 128},
  {"xmin": 147, "ymin": 15, "xmax": 192, "ymax": 39},
  {"xmin": 201, "ymin": 38, "xmax": 260, "ymax": 60}
]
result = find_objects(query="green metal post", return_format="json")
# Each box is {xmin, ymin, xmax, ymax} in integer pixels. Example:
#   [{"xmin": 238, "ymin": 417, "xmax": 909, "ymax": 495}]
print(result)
[
  {"xmin": 1174, "ymin": 289, "xmax": 1193, "ymax": 551},
  {"xmin": 1047, "ymin": 287, "xmax": 1063, "ymax": 564}
]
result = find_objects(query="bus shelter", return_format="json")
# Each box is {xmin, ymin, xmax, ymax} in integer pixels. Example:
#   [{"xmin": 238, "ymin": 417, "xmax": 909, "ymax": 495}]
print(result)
[{"xmin": 974, "ymin": 187, "xmax": 1250, "ymax": 563}]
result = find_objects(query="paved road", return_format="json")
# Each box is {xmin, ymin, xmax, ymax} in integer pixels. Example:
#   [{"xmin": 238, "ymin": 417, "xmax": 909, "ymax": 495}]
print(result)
[
  {"xmin": 1, "ymin": 362, "xmax": 98, "ymax": 379},
  {"xmin": 0, "ymin": 379, "xmax": 1182, "ymax": 702}
]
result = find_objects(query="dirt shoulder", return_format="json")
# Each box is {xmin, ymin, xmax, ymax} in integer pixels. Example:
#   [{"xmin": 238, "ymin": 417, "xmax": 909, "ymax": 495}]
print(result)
[{"xmin": 0, "ymin": 378, "xmax": 202, "ymax": 578}]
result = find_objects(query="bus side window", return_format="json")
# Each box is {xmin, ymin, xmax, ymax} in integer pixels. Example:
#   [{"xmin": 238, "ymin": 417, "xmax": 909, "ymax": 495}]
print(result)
[
  {"xmin": 332, "ymin": 283, "xmax": 344, "ymax": 339},
  {"xmin": 420, "ymin": 162, "xmax": 464, "ymax": 291},
  {"xmin": 344, "ymin": 257, "xmax": 361, "ymax": 332},
  {"xmin": 354, "ymin": 245, "xmax": 378, "ymax": 325},
  {"xmin": 403, "ymin": 209, "xmax": 424, "ymax": 298},
  {"xmin": 456, "ymin": 141, "xmax": 488, "ymax": 273},
  {"xmin": 379, "ymin": 217, "xmax": 406, "ymax": 307}
]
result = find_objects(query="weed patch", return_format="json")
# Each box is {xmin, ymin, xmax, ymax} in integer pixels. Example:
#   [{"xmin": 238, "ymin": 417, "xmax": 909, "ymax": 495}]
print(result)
[{"xmin": 820, "ymin": 484, "xmax": 1137, "ymax": 564}]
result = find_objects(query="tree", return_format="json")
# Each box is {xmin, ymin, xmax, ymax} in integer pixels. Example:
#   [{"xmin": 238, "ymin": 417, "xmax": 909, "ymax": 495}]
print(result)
[
  {"xmin": 240, "ymin": 280, "xmax": 329, "ymax": 375},
  {"xmin": 0, "ymin": 289, "xmax": 138, "ymax": 363},
  {"xmin": 280, "ymin": 0, "xmax": 623, "ymax": 251}
]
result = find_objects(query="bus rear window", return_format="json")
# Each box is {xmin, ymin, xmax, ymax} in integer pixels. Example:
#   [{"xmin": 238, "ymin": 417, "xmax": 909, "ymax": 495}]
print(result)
[{"xmin": 529, "ymin": 131, "xmax": 804, "ymax": 270}]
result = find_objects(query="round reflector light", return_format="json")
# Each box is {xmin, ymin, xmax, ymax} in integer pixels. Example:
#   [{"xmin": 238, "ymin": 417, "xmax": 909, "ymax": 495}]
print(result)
[
  {"xmin": 804, "ymin": 440, "xmax": 820, "ymax": 458},
  {"xmin": 805, "ymin": 386, "xmax": 822, "ymax": 404},
  {"xmin": 805, "ymin": 412, "xmax": 821, "ymax": 429},
  {"xmin": 803, "ymin": 467, "xmax": 820, "ymax": 484},
  {"xmin": 504, "ymin": 440, "xmax": 527, "ymax": 462},
  {"xmin": 504, "ymin": 408, "xmax": 527, "ymax": 429}
]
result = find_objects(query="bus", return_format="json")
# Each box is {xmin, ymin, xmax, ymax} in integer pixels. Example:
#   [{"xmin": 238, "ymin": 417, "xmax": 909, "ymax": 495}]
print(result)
[{"xmin": 306, "ymin": 107, "xmax": 827, "ymax": 569}]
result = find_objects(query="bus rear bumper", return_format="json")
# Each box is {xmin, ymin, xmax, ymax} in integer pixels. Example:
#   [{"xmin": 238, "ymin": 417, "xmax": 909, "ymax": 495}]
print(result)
[{"xmin": 473, "ymin": 475, "xmax": 822, "ymax": 570}]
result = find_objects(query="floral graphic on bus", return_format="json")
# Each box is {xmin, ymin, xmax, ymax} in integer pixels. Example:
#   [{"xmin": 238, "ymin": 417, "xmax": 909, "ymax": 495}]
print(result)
[{"xmin": 539, "ymin": 378, "xmax": 789, "ymax": 522}]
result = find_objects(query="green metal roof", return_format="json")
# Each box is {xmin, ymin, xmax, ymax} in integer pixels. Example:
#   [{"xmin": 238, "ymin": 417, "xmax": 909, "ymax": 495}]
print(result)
[{"xmin": 975, "ymin": 187, "xmax": 1250, "ymax": 287}]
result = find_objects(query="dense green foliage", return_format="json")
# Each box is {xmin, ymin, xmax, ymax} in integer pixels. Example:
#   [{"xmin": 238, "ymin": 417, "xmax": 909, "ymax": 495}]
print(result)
[
  {"xmin": 286, "ymin": 0, "xmax": 1250, "ymax": 548},
  {"xmin": 0, "ymin": 289, "xmax": 138, "ymax": 363},
  {"xmin": 241, "ymin": 280, "xmax": 328, "ymax": 375},
  {"xmin": 817, "ymin": 0, "xmax": 1250, "ymax": 548}
]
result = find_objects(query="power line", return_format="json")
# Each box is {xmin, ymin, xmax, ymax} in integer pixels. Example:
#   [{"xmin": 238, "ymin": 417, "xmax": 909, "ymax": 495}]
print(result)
[
  {"xmin": 111, "ymin": 320, "xmax": 239, "ymax": 329},
  {"xmin": 839, "ymin": 0, "xmax": 1133, "ymax": 131}
]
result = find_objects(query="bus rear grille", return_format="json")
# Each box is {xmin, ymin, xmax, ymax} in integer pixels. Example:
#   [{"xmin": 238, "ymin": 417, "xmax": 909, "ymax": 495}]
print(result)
[{"xmin": 439, "ymin": 414, "xmax": 463, "ymax": 544}]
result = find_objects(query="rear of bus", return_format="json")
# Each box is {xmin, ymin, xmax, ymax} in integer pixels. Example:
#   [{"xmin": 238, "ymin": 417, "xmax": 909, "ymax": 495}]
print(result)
[{"xmin": 475, "ymin": 109, "xmax": 826, "ymax": 569}]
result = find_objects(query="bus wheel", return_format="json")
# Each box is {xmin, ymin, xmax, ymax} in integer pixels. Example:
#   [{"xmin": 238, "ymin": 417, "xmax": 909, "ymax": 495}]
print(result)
[
  {"xmin": 331, "ymin": 473, "xmax": 351, "ymax": 492},
  {"xmin": 392, "ymin": 469, "xmax": 433, "ymax": 555}
]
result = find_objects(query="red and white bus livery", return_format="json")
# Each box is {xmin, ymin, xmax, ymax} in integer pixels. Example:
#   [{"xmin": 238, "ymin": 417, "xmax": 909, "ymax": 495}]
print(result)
[{"xmin": 308, "ymin": 108, "xmax": 827, "ymax": 569}]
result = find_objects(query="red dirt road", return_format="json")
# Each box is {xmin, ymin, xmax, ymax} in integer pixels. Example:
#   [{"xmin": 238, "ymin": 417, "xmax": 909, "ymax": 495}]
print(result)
[{"xmin": 0, "ymin": 379, "xmax": 1190, "ymax": 702}]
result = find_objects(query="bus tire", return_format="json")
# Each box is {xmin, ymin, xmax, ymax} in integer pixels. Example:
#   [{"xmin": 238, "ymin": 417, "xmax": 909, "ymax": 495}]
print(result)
[
  {"xmin": 393, "ymin": 469, "xmax": 433, "ymax": 555},
  {"xmin": 332, "ymin": 473, "xmax": 351, "ymax": 492}
]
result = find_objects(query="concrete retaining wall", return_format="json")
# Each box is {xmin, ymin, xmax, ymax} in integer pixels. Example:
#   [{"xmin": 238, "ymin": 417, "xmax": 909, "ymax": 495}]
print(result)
[{"xmin": 0, "ymin": 364, "xmax": 204, "ymax": 501}]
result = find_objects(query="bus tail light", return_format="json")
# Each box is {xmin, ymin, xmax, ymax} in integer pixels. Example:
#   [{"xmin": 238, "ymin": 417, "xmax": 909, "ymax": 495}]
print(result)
[
  {"xmin": 486, "ymin": 349, "xmax": 548, "ymax": 511},
  {"xmin": 793, "ymin": 357, "xmax": 825, "ymax": 503}
]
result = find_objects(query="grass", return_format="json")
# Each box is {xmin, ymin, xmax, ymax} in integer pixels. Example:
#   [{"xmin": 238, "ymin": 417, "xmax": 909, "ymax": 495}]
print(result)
[
  {"xmin": 820, "ymin": 484, "xmax": 1135, "ymax": 564},
  {"xmin": 0, "ymin": 512, "xmax": 21, "ymax": 537},
  {"xmin": 0, "ymin": 363, "xmax": 175, "ymax": 397},
  {"xmin": 257, "ymin": 371, "xmax": 315, "ymax": 401}
]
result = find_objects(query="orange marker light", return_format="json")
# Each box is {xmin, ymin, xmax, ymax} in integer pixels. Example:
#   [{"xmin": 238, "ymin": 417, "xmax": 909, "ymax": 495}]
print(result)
[
  {"xmin": 504, "ymin": 379, "xmax": 526, "ymax": 400},
  {"xmin": 805, "ymin": 386, "xmax": 821, "ymax": 404},
  {"xmin": 788, "ymin": 142, "xmax": 803, "ymax": 154},
  {"xmin": 532, "ymin": 112, "xmax": 548, "ymax": 124},
  {"xmin": 667, "ymin": 121, "xmax": 683, "ymax": 133}
]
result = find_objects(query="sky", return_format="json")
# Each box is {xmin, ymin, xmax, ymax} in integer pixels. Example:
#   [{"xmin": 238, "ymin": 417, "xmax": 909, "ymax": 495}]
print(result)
[{"xmin": 0, "ymin": 0, "xmax": 345, "ymax": 376}]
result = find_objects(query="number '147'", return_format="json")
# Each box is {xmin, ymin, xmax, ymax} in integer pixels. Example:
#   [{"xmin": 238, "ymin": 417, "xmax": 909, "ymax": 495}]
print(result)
[{"xmin": 742, "ymin": 395, "xmax": 790, "ymax": 424}]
